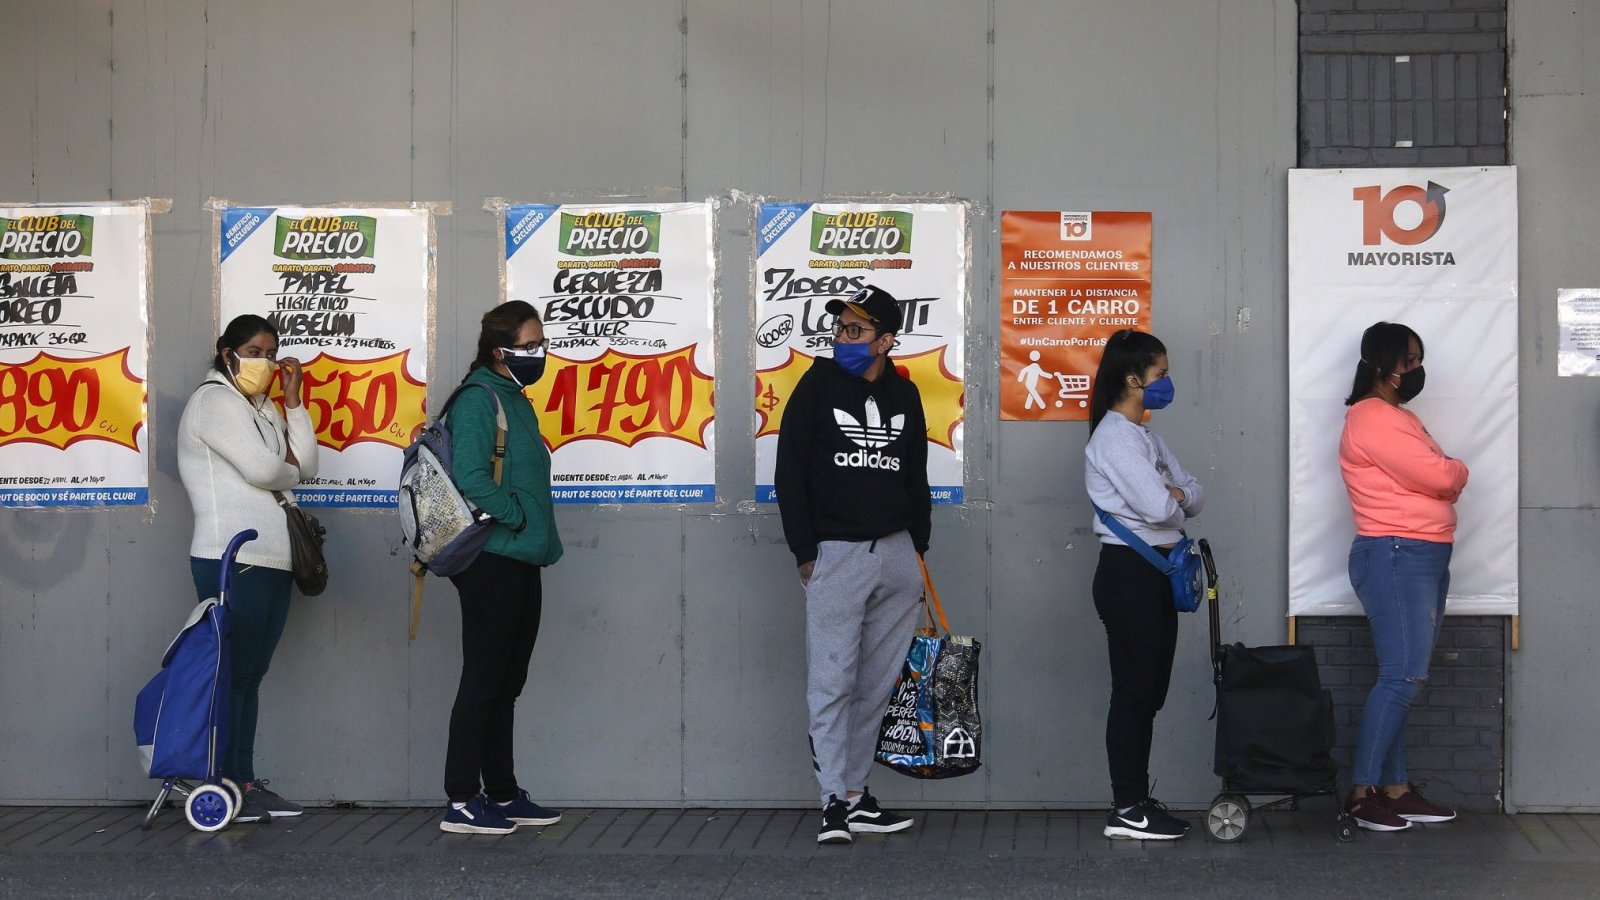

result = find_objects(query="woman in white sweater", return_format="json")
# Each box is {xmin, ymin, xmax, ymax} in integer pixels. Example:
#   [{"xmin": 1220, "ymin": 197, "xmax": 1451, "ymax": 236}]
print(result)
[
  {"xmin": 177, "ymin": 314, "xmax": 318, "ymax": 824},
  {"xmin": 1084, "ymin": 329, "xmax": 1204, "ymax": 841}
]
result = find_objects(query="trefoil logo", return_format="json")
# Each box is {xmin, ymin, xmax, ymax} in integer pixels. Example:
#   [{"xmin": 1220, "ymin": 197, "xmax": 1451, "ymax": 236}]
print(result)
[{"xmin": 832, "ymin": 397, "xmax": 905, "ymax": 471}]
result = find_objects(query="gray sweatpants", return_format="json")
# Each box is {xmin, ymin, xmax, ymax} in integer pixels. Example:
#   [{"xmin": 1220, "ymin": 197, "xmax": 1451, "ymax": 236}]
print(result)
[{"xmin": 805, "ymin": 530, "xmax": 924, "ymax": 808}]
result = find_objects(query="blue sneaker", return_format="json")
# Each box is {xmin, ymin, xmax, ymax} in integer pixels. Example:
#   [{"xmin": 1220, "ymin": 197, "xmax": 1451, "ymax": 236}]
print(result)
[
  {"xmin": 439, "ymin": 796, "xmax": 518, "ymax": 835},
  {"xmin": 495, "ymin": 789, "xmax": 561, "ymax": 826}
]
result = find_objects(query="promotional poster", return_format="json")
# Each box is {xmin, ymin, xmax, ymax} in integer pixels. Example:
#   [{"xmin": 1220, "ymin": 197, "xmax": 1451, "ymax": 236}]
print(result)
[
  {"xmin": 216, "ymin": 203, "xmax": 436, "ymax": 509},
  {"xmin": 499, "ymin": 201, "xmax": 716, "ymax": 503},
  {"xmin": 0, "ymin": 202, "xmax": 157, "ymax": 508},
  {"xmin": 753, "ymin": 201, "xmax": 968, "ymax": 504}
]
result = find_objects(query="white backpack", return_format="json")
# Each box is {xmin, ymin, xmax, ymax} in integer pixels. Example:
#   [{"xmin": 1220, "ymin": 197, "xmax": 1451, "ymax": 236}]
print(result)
[{"xmin": 396, "ymin": 382, "xmax": 506, "ymax": 639}]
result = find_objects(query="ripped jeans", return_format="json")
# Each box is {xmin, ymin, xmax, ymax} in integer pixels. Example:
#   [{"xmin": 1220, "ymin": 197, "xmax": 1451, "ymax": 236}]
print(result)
[{"xmin": 1348, "ymin": 536, "xmax": 1452, "ymax": 788}]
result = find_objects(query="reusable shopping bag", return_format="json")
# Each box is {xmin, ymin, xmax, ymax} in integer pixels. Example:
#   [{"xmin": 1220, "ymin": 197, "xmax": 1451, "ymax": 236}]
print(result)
[{"xmin": 874, "ymin": 559, "xmax": 982, "ymax": 779}]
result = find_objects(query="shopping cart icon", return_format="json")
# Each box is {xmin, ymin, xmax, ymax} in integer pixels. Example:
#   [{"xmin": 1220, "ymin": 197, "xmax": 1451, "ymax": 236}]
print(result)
[{"xmin": 1054, "ymin": 373, "xmax": 1090, "ymax": 409}]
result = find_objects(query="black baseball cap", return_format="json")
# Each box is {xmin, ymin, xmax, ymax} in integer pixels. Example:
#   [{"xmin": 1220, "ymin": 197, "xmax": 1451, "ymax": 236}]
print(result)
[{"xmin": 825, "ymin": 285, "xmax": 903, "ymax": 334}]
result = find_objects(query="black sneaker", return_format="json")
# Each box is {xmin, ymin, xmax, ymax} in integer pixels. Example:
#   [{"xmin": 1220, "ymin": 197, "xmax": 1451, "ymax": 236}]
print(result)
[
  {"xmin": 232, "ymin": 792, "xmax": 270, "ymax": 824},
  {"xmin": 1104, "ymin": 798, "xmax": 1189, "ymax": 840},
  {"xmin": 245, "ymin": 779, "xmax": 303, "ymax": 818},
  {"xmin": 495, "ymin": 789, "xmax": 561, "ymax": 826},
  {"xmin": 439, "ymin": 796, "xmax": 518, "ymax": 835},
  {"xmin": 847, "ymin": 791, "xmax": 914, "ymax": 834},
  {"xmin": 817, "ymin": 795, "xmax": 852, "ymax": 844}
]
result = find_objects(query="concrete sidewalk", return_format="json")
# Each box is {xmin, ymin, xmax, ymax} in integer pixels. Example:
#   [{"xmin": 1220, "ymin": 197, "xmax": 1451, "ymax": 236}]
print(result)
[{"xmin": 3, "ymin": 803, "xmax": 1599, "ymax": 897}]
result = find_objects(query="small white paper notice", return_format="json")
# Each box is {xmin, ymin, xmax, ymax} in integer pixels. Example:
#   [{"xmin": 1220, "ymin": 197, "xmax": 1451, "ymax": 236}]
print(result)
[{"xmin": 1558, "ymin": 289, "xmax": 1600, "ymax": 376}]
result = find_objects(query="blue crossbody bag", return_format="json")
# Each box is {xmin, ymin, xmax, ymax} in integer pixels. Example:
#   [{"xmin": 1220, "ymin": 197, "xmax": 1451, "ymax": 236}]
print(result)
[{"xmin": 1093, "ymin": 504, "xmax": 1205, "ymax": 613}]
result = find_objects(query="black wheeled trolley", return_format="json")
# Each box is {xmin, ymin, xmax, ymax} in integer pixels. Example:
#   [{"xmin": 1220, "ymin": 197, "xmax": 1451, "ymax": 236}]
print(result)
[{"xmin": 1198, "ymin": 541, "xmax": 1358, "ymax": 843}]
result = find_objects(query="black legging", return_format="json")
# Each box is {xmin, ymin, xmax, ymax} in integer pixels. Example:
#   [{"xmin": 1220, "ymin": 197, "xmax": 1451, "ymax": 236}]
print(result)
[
  {"xmin": 444, "ymin": 551, "xmax": 543, "ymax": 803},
  {"xmin": 1093, "ymin": 543, "xmax": 1179, "ymax": 809}
]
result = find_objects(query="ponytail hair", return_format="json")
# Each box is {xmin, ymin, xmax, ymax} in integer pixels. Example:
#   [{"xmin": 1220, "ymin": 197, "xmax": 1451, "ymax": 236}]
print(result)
[
  {"xmin": 1089, "ymin": 329, "xmax": 1167, "ymax": 430},
  {"xmin": 1344, "ymin": 321, "xmax": 1423, "ymax": 406}
]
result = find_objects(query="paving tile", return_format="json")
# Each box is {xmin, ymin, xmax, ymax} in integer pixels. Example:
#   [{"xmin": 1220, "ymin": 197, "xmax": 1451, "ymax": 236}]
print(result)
[
  {"xmin": 980, "ymin": 810, "xmax": 1018, "ymax": 852},
  {"xmin": 1568, "ymin": 814, "xmax": 1600, "ymax": 848},
  {"xmin": 58, "ymin": 809, "xmax": 148, "ymax": 850},
  {"xmin": 10, "ymin": 807, "xmax": 128, "ymax": 850},
  {"xmin": 1518, "ymin": 814, "xmax": 1573, "ymax": 854},
  {"xmin": 320, "ymin": 809, "xmax": 407, "ymax": 849},
  {"xmin": 752, "ymin": 810, "xmax": 807, "ymax": 850},
  {"xmin": 0, "ymin": 808, "xmax": 66, "ymax": 842},
  {"xmin": 532, "ymin": 808, "xmax": 588, "ymax": 845}
]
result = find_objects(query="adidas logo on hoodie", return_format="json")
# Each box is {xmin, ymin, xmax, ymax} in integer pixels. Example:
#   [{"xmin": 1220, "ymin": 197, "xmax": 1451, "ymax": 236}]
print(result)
[{"xmin": 832, "ymin": 398, "xmax": 904, "ymax": 471}]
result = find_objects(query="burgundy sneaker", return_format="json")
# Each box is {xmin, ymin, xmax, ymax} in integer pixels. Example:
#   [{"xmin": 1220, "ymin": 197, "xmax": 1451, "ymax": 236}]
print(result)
[
  {"xmin": 1349, "ymin": 793, "xmax": 1412, "ymax": 832},
  {"xmin": 1386, "ymin": 785, "xmax": 1457, "ymax": 823}
]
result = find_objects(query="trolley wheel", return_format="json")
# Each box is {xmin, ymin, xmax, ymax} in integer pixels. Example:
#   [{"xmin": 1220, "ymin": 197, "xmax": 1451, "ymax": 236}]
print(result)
[
  {"xmin": 221, "ymin": 778, "xmax": 244, "ymax": 824},
  {"xmin": 185, "ymin": 784, "xmax": 234, "ymax": 832},
  {"xmin": 1335, "ymin": 813, "xmax": 1358, "ymax": 843},
  {"xmin": 1206, "ymin": 793, "xmax": 1250, "ymax": 843}
]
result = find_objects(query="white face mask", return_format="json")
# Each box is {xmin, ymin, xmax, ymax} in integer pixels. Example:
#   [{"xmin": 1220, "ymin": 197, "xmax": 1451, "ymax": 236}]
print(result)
[{"xmin": 232, "ymin": 355, "xmax": 275, "ymax": 396}]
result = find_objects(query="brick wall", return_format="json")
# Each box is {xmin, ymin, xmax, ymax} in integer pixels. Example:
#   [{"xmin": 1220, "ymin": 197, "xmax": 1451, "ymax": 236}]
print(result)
[
  {"xmin": 1297, "ymin": 0, "xmax": 1508, "ymax": 814},
  {"xmin": 1295, "ymin": 617, "xmax": 1505, "ymax": 811},
  {"xmin": 1300, "ymin": 0, "xmax": 1506, "ymax": 168}
]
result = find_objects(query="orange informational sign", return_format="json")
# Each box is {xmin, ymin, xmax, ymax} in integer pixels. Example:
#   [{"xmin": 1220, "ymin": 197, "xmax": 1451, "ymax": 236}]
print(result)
[{"xmin": 999, "ymin": 211, "xmax": 1152, "ymax": 421}]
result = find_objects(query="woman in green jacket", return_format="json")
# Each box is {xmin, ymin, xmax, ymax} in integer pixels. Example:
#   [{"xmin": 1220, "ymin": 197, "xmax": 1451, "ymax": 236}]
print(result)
[{"xmin": 438, "ymin": 300, "xmax": 565, "ymax": 835}]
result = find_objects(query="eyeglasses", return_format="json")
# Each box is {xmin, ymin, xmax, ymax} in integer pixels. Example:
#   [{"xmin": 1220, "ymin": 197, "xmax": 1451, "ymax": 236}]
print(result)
[
  {"xmin": 502, "ymin": 340, "xmax": 547, "ymax": 357},
  {"xmin": 830, "ymin": 321, "xmax": 878, "ymax": 341}
]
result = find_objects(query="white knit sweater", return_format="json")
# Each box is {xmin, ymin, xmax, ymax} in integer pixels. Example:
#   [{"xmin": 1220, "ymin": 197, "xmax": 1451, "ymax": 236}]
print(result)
[{"xmin": 177, "ymin": 372, "xmax": 320, "ymax": 570}]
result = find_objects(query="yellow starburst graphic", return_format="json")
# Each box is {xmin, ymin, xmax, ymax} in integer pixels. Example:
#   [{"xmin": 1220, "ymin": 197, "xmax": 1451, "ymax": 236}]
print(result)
[
  {"xmin": 891, "ymin": 348, "xmax": 964, "ymax": 451},
  {"xmin": 270, "ymin": 351, "xmax": 427, "ymax": 452},
  {"xmin": 526, "ymin": 345, "xmax": 716, "ymax": 452},
  {"xmin": 0, "ymin": 349, "xmax": 144, "ymax": 451}
]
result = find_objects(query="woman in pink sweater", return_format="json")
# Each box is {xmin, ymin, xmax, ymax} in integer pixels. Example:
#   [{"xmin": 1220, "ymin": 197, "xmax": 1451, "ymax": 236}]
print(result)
[{"xmin": 1339, "ymin": 322, "xmax": 1468, "ymax": 832}]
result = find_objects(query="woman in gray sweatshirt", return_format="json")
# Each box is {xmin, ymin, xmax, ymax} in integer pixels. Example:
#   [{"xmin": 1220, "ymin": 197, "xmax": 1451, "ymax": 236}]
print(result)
[{"xmin": 1083, "ymin": 329, "xmax": 1204, "ymax": 841}]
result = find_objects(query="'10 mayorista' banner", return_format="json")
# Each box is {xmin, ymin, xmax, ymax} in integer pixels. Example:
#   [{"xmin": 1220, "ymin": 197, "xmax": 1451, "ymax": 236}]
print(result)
[
  {"xmin": 0, "ymin": 204, "xmax": 151, "ymax": 507},
  {"xmin": 217, "ymin": 204, "xmax": 433, "ymax": 508},
  {"xmin": 999, "ymin": 211, "xmax": 1152, "ymax": 421},
  {"xmin": 754, "ymin": 201, "xmax": 968, "ymax": 503},
  {"xmin": 501, "ymin": 202, "xmax": 716, "ymax": 503},
  {"xmin": 1288, "ymin": 166, "xmax": 1518, "ymax": 616}
]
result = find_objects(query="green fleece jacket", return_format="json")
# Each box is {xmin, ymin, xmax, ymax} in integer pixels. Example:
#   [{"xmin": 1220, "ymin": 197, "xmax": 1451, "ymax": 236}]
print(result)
[{"xmin": 446, "ymin": 365, "xmax": 563, "ymax": 567}]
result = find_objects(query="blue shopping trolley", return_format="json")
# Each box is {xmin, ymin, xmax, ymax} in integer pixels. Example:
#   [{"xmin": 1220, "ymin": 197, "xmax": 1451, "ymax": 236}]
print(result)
[{"xmin": 134, "ymin": 529, "xmax": 256, "ymax": 831}]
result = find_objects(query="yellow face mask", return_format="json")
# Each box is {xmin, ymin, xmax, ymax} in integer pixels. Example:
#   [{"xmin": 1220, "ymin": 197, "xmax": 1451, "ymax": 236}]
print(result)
[{"xmin": 232, "ymin": 356, "xmax": 275, "ymax": 396}]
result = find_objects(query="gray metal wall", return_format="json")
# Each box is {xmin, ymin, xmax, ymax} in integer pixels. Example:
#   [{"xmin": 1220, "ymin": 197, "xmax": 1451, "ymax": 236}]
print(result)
[
  {"xmin": 1505, "ymin": 0, "xmax": 1600, "ymax": 813},
  {"xmin": 2, "ymin": 0, "xmax": 1313, "ymax": 807}
]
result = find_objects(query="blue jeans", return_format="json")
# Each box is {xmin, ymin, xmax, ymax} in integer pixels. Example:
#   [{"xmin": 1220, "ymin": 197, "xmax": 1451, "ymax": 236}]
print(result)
[
  {"xmin": 191, "ymin": 557, "xmax": 293, "ymax": 784},
  {"xmin": 1348, "ymin": 536, "xmax": 1451, "ymax": 787}
]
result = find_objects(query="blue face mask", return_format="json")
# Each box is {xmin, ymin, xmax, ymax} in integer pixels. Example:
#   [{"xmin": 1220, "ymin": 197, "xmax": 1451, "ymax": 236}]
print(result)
[
  {"xmin": 832, "ymin": 340, "xmax": 878, "ymax": 378},
  {"xmin": 1140, "ymin": 376, "xmax": 1175, "ymax": 410}
]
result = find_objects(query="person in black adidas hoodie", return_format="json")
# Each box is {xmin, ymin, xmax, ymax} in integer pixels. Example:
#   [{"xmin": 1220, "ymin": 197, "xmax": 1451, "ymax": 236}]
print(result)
[{"xmin": 775, "ymin": 285, "xmax": 931, "ymax": 846}]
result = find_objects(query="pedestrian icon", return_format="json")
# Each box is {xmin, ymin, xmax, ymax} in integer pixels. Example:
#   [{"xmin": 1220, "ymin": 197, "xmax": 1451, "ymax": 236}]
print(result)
[{"xmin": 1017, "ymin": 351, "xmax": 1090, "ymax": 411}]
